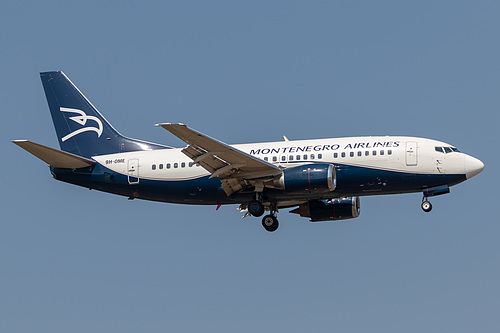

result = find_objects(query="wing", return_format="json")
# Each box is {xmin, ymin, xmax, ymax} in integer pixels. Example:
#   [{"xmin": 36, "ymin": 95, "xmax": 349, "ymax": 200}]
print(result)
[{"xmin": 156, "ymin": 123, "xmax": 282, "ymax": 195}]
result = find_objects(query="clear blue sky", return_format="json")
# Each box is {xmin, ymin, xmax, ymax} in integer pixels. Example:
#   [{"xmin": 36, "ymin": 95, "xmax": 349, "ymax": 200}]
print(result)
[{"xmin": 1, "ymin": 1, "xmax": 498, "ymax": 332}]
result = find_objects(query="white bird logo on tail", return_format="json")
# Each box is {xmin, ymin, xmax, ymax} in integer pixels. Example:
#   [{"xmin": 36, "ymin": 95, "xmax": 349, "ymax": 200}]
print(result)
[{"xmin": 60, "ymin": 107, "xmax": 103, "ymax": 142}]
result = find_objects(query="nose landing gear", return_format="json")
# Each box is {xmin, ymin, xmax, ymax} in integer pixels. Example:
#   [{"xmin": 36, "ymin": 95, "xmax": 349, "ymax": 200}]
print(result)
[
  {"xmin": 420, "ymin": 185, "xmax": 450, "ymax": 212},
  {"xmin": 421, "ymin": 197, "xmax": 432, "ymax": 212}
]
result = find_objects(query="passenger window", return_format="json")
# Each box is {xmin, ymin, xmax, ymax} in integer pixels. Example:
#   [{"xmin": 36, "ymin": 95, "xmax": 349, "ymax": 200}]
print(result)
[
  {"xmin": 357, "ymin": 151, "xmax": 362, "ymax": 157},
  {"xmin": 334, "ymin": 153, "xmax": 338, "ymax": 158},
  {"xmin": 273, "ymin": 156, "xmax": 277, "ymax": 162},
  {"xmin": 289, "ymin": 155, "xmax": 293, "ymax": 161},
  {"xmin": 167, "ymin": 163, "xmax": 171, "ymax": 169},
  {"xmin": 303, "ymin": 154, "xmax": 308, "ymax": 160},
  {"xmin": 372, "ymin": 151, "xmax": 377, "ymax": 156},
  {"xmin": 264, "ymin": 157, "xmax": 268, "ymax": 161},
  {"xmin": 341, "ymin": 152, "xmax": 346, "ymax": 158},
  {"xmin": 365, "ymin": 151, "xmax": 369, "ymax": 156},
  {"xmin": 181, "ymin": 162, "xmax": 186, "ymax": 168},
  {"xmin": 281, "ymin": 156, "xmax": 286, "ymax": 161},
  {"xmin": 296, "ymin": 155, "xmax": 300, "ymax": 160},
  {"xmin": 350, "ymin": 152, "xmax": 354, "ymax": 157},
  {"xmin": 318, "ymin": 154, "xmax": 322, "ymax": 159},
  {"xmin": 189, "ymin": 162, "xmax": 193, "ymax": 167},
  {"xmin": 174, "ymin": 163, "xmax": 178, "ymax": 168},
  {"xmin": 310, "ymin": 154, "xmax": 315, "ymax": 160},
  {"xmin": 388, "ymin": 150, "xmax": 392, "ymax": 155},
  {"xmin": 380, "ymin": 150, "xmax": 384, "ymax": 155},
  {"xmin": 152, "ymin": 164, "xmax": 156, "ymax": 170}
]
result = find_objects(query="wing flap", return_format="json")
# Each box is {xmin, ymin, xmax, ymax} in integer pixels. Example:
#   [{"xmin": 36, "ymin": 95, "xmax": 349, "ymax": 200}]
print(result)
[{"xmin": 12, "ymin": 140, "xmax": 95, "ymax": 168}]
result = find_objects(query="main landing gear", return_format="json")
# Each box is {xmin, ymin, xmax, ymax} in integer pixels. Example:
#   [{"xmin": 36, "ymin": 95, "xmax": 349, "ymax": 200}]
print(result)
[
  {"xmin": 262, "ymin": 214, "xmax": 279, "ymax": 232},
  {"xmin": 246, "ymin": 197, "xmax": 280, "ymax": 232},
  {"xmin": 261, "ymin": 202, "xmax": 279, "ymax": 232},
  {"xmin": 247, "ymin": 199, "xmax": 265, "ymax": 217},
  {"xmin": 421, "ymin": 197, "xmax": 432, "ymax": 212}
]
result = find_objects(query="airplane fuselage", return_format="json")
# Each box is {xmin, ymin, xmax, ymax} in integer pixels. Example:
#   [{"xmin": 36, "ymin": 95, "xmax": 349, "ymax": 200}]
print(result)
[{"xmin": 52, "ymin": 135, "xmax": 478, "ymax": 206}]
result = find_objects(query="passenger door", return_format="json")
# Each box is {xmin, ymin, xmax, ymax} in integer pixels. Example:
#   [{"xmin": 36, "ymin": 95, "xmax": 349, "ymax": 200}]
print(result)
[
  {"xmin": 406, "ymin": 142, "xmax": 418, "ymax": 166},
  {"xmin": 128, "ymin": 159, "xmax": 140, "ymax": 184}
]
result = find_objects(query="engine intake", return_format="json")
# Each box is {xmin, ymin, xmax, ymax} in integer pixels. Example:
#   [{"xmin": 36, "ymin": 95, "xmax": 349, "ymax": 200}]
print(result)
[
  {"xmin": 274, "ymin": 163, "xmax": 336, "ymax": 193},
  {"xmin": 290, "ymin": 197, "xmax": 360, "ymax": 222}
]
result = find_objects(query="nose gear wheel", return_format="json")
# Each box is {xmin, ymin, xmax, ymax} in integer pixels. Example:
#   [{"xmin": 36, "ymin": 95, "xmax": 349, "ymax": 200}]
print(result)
[{"xmin": 421, "ymin": 196, "xmax": 432, "ymax": 212}]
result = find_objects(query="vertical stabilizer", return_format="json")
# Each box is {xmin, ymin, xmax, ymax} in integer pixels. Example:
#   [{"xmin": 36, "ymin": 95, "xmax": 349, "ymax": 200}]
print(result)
[{"xmin": 40, "ymin": 71, "xmax": 169, "ymax": 158}]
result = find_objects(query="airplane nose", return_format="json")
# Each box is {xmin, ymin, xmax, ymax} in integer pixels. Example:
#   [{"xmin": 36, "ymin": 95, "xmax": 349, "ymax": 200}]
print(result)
[{"xmin": 465, "ymin": 155, "xmax": 484, "ymax": 179}]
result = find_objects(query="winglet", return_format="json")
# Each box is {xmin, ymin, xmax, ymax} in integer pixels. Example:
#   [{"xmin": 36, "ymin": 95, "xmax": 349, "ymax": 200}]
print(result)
[{"xmin": 12, "ymin": 140, "xmax": 95, "ymax": 168}]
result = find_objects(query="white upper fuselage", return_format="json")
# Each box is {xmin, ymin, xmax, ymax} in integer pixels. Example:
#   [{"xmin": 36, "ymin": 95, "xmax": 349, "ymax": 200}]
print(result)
[{"xmin": 92, "ymin": 136, "xmax": 484, "ymax": 182}]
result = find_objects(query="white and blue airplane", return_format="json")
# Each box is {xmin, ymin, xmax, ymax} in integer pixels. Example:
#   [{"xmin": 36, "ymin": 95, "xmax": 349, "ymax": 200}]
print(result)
[{"xmin": 13, "ymin": 71, "xmax": 484, "ymax": 232}]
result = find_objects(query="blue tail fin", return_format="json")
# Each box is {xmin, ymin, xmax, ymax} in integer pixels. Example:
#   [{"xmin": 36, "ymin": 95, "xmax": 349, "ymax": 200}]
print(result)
[{"xmin": 40, "ymin": 71, "xmax": 169, "ymax": 158}]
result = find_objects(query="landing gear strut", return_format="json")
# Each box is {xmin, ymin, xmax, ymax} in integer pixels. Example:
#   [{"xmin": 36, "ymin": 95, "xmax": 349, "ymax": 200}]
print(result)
[{"xmin": 421, "ymin": 197, "xmax": 432, "ymax": 212}]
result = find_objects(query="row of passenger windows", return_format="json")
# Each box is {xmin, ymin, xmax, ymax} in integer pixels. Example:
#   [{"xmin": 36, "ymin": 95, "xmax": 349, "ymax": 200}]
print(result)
[
  {"xmin": 152, "ymin": 162, "xmax": 200, "ymax": 170},
  {"xmin": 152, "ymin": 154, "xmax": 325, "ymax": 169},
  {"xmin": 151, "ymin": 150, "xmax": 393, "ymax": 170},
  {"xmin": 435, "ymin": 146, "xmax": 460, "ymax": 154},
  {"xmin": 263, "ymin": 153, "xmax": 323, "ymax": 162},
  {"xmin": 334, "ymin": 150, "xmax": 392, "ymax": 158}
]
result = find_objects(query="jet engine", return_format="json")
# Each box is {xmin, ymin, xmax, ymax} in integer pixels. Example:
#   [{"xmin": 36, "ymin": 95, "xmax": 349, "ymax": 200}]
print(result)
[
  {"xmin": 290, "ymin": 197, "xmax": 360, "ymax": 222},
  {"xmin": 274, "ymin": 163, "xmax": 336, "ymax": 193}
]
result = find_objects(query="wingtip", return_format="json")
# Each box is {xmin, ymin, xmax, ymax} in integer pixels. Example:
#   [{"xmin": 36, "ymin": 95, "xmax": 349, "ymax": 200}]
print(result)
[
  {"xmin": 156, "ymin": 123, "xmax": 186, "ymax": 127},
  {"xmin": 12, "ymin": 139, "xmax": 28, "ymax": 144}
]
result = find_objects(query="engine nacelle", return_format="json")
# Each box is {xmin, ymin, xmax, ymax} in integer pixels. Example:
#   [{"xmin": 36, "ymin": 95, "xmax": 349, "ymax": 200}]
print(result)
[
  {"xmin": 290, "ymin": 197, "xmax": 360, "ymax": 222},
  {"xmin": 274, "ymin": 163, "xmax": 336, "ymax": 193}
]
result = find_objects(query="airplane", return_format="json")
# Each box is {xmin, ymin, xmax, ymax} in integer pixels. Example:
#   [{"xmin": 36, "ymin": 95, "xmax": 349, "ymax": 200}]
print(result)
[{"xmin": 13, "ymin": 71, "xmax": 484, "ymax": 232}]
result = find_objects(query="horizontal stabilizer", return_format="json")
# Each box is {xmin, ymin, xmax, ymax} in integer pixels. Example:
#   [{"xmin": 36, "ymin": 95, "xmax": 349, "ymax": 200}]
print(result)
[{"xmin": 12, "ymin": 140, "xmax": 95, "ymax": 168}]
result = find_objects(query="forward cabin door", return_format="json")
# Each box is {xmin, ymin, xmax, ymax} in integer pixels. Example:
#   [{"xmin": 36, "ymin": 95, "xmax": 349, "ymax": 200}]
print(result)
[
  {"xmin": 406, "ymin": 142, "xmax": 418, "ymax": 166},
  {"xmin": 128, "ymin": 158, "xmax": 140, "ymax": 184}
]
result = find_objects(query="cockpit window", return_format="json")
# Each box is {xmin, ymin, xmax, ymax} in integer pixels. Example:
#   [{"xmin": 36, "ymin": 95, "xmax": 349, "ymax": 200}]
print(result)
[{"xmin": 435, "ymin": 146, "xmax": 460, "ymax": 154}]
